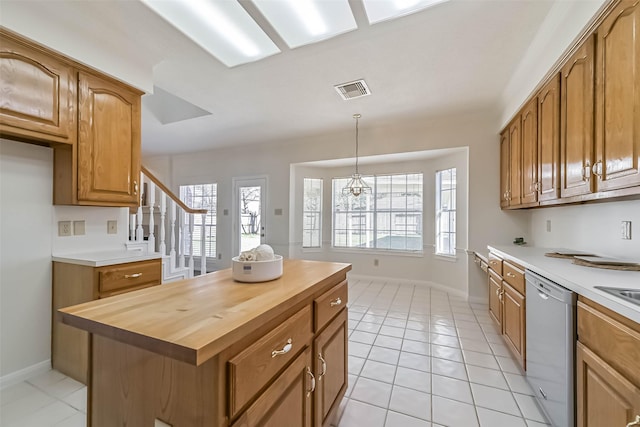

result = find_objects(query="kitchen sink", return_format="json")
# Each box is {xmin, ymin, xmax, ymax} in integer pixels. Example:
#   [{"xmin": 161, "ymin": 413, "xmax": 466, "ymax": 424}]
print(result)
[{"xmin": 594, "ymin": 286, "xmax": 640, "ymax": 306}]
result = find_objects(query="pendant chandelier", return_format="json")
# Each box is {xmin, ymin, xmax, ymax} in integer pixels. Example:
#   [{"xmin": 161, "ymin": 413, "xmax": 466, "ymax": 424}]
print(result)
[{"xmin": 342, "ymin": 114, "xmax": 372, "ymax": 197}]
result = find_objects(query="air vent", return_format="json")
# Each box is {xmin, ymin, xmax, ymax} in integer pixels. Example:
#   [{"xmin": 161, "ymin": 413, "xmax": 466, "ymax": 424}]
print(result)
[{"xmin": 334, "ymin": 79, "xmax": 371, "ymax": 100}]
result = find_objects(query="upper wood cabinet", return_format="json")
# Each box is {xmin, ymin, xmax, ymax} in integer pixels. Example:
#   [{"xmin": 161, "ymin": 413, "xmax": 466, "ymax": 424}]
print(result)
[
  {"xmin": 0, "ymin": 28, "xmax": 143, "ymax": 208},
  {"xmin": 76, "ymin": 72, "xmax": 141, "ymax": 206},
  {"xmin": 508, "ymin": 117, "xmax": 523, "ymax": 207},
  {"xmin": 561, "ymin": 36, "xmax": 595, "ymax": 199},
  {"xmin": 537, "ymin": 73, "xmax": 561, "ymax": 202},
  {"xmin": 521, "ymin": 97, "xmax": 539, "ymax": 205},
  {"xmin": 0, "ymin": 31, "xmax": 76, "ymax": 145},
  {"xmin": 594, "ymin": 0, "xmax": 640, "ymax": 192}
]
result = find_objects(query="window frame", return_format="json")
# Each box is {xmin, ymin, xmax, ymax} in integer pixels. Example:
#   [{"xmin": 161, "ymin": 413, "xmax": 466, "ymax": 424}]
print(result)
[
  {"xmin": 179, "ymin": 183, "xmax": 218, "ymax": 258},
  {"xmin": 435, "ymin": 167, "xmax": 457, "ymax": 257},
  {"xmin": 331, "ymin": 172, "xmax": 423, "ymax": 253},
  {"xmin": 302, "ymin": 177, "xmax": 323, "ymax": 249}
]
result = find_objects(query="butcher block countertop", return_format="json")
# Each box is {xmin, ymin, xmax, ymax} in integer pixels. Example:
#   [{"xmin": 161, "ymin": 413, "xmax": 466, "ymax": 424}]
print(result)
[{"xmin": 59, "ymin": 259, "xmax": 351, "ymax": 366}]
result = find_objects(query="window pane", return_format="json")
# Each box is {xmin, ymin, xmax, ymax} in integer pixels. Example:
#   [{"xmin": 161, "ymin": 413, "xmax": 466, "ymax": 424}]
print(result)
[
  {"xmin": 303, "ymin": 178, "xmax": 322, "ymax": 248},
  {"xmin": 180, "ymin": 183, "xmax": 217, "ymax": 257},
  {"xmin": 435, "ymin": 168, "xmax": 456, "ymax": 255}
]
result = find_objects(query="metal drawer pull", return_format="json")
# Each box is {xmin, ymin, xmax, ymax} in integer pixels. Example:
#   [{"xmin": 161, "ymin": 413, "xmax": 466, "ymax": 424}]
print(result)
[
  {"xmin": 271, "ymin": 338, "xmax": 292, "ymax": 358},
  {"xmin": 125, "ymin": 273, "xmax": 142, "ymax": 279},
  {"xmin": 506, "ymin": 272, "xmax": 516, "ymax": 278},
  {"xmin": 318, "ymin": 353, "xmax": 327, "ymax": 379},
  {"xmin": 495, "ymin": 289, "xmax": 500, "ymax": 296},
  {"xmin": 498, "ymin": 290, "xmax": 504, "ymax": 301},
  {"xmin": 330, "ymin": 297, "xmax": 342, "ymax": 307},
  {"xmin": 306, "ymin": 367, "xmax": 316, "ymax": 397},
  {"xmin": 627, "ymin": 415, "xmax": 640, "ymax": 427}
]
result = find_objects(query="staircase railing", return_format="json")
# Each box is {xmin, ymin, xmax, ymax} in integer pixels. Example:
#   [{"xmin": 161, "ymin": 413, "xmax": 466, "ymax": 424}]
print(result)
[{"xmin": 129, "ymin": 165, "xmax": 208, "ymax": 281}]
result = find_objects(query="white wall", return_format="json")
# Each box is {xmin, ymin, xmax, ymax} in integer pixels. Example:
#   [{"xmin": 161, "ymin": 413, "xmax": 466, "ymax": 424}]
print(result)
[
  {"xmin": 1, "ymin": 139, "xmax": 133, "ymax": 383},
  {"xmin": 1, "ymin": 139, "xmax": 53, "ymax": 380},
  {"xmin": 529, "ymin": 200, "xmax": 640, "ymax": 258},
  {"xmin": 146, "ymin": 110, "xmax": 531, "ymax": 299}
]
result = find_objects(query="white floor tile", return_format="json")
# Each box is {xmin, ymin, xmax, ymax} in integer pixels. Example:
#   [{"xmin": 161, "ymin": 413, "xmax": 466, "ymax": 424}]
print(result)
[
  {"xmin": 470, "ymin": 383, "xmax": 521, "ymax": 416},
  {"xmin": 466, "ymin": 365, "xmax": 509, "ymax": 389},
  {"xmin": 369, "ymin": 346, "xmax": 401, "ymax": 365},
  {"xmin": 1, "ymin": 387, "xmax": 56, "ymax": 425},
  {"xmin": 402, "ymin": 339, "xmax": 430, "ymax": 356},
  {"xmin": 496, "ymin": 355, "xmax": 524, "ymax": 375},
  {"xmin": 339, "ymin": 399, "xmax": 386, "ymax": 427},
  {"xmin": 26, "ymin": 370, "xmax": 67, "ymax": 390},
  {"xmin": 361, "ymin": 360, "xmax": 397, "ymax": 384},
  {"xmin": 61, "ymin": 387, "xmax": 87, "ymax": 413},
  {"xmin": 388, "ymin": 385, "xmax": 431, "ymax": 421},
  {"xmin": 398, "ymin": 352, "xmax": 430, "ymax": 372},
  {"xmin": 350, "ymin": 330, "xmax": 377, "ymax": 345},
  {"xmin": 379, "ymin": 325, "xmax": 405, "ymax": 338},
  {"xmin": 346, "ymin": 374, "xmax": 358, "ymax": 397},
  {"xmin": 356, "ymin": 321, "xmax": 382, "ymax": 334},
  {"xmin": 394, "ymin": 367, "xmax": 431, "ymax": 393},
  {"xmin": 385, "ymin": 411, "xmax": 431, "ymax": 427},
  {"xmin": 462, "ymin": 349, "xmax": 500, "ymax": 370},
  {"xmin": 460, "ymin": 337, "xmax": 493, "ymax": 354},
  {"xmin": 384, "ymin": 318, "xmax": 408, "ymax": 328},
  {"xmin": 349, "ymin": 342, "xmax": 373, "ymax": 358},
  {"xmin": 477, "ymin": 407, "xmax": 528, "ymax": 427},
  {"xmin": 404, "ymin": 329, "xmax": 430, "ymax": 342},
  {"xmin": 54, "ymin": 413, "xmax": 86, "ymax": 427},
  {"xmin": 431, "ymin": 395, "xmax": 479, "ymax": 427},
  {"xmin": 12, "ymin": 401, "xmax": 77, "ymax": 427},
  {"xmin": 1, "ymin": 382, "xmax": 41, "ymax": 407},
  {"xmin": 431, "ymin": 374, "xmax": 473, "ymax": 404},
  {"xmin": 431, "ymin": 344, "xmax": 463, "ymax": 362},
  {"xmin": 430, "ymin": 324, "xmax": 457, "ymax": 337},
  {"xmin": 430, "ymin": 333, "xmax": 460, "ymax": 348},
  {"xmin": 504, "ymin": 373, "xmax": 534, "ymax": 395},
  {"xmin": 351, "ymin": 377, "xmax": 393, "ymax": 408},
  {"xmin": 431, "ymin": 358, "xmax": 468, "ymax": 381},
  {"xmin": 348, "ymin": 355, "xmax": 366, "ymax": 375},
  {"xmin": 375, "ymin": 335, "xmax": 404, "ymax": 350}
]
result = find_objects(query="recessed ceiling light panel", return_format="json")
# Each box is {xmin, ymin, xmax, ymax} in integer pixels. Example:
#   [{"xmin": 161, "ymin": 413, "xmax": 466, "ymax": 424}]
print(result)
[
  {"xmin": 362, "ymin": 0, "xmax": 449, "ymax": 24},
  {"xmin": 252, "ymin": 0, "xmax": 357, "ymax": 49},
  {"xmin": 141, "ymin": 0, "xmax": 280, "ymax": 67}
]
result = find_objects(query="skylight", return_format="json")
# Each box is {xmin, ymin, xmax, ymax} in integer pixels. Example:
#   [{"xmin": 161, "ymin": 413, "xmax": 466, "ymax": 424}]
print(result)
[
  {"xmin": 362, "ymin": 0, "xmax": 449, "ymax": 24},
  {"xmin": 140, "ymin": 0, "xmax": 280, "ymax": 67},
  {"xmin": 252, "ymin": 0, "xmax": 357, "ymax": 49}
]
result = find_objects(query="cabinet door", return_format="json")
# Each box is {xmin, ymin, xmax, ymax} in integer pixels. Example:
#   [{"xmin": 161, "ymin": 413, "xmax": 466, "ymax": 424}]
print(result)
[
  {"xmin": 561, "ymin": 36, "xmax": 595, "ymax": 198},
  {"xmin": 314, "ymin": 309, "xmax": 348, "ymax": 427},
  {"xmin": 521, "ymin": 98, "xmax": 538, "ymax": 205},
  {"xmin": 77, "ymin": 71, "xmax": 141, "ymax": 206},
  {"xmin": 488, "ymin": 271, "xmax": 502, "ymax": 330},
  {"xmin": 500, "ymin": 130, "xmax": 510, "ymax": 208},
  {"xmin": 537, "ymin": 73, "xmax": 561, "ymax": 202},
  {"xmin": 0, "ymin": 30, "xmax": 75, "ymax": 145},
  {"xmin": 502, "ymin": 282, "xmax": 525, "ymax": 368},
  {"xmin": 576, "ymin": 342, "xmax": 640, "ymax": 427},
  {"xmin": 594, "ymin": 0, "xmax": 640, "ymax": 192},
  {"xmin": 232, "ymin": 348, "xmax": 313, "ymax": 427},
  {"xmin": 508, "ymin": 117, "xmax": 522, "ymax": 206}
]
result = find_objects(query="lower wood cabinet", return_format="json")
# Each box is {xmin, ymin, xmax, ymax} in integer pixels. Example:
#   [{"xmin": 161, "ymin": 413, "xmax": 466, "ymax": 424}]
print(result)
[
  {"xmin": 232, "ymin": 348, "xmax": 313, "ymax": 427},
  {"xmin": 502, "ymin": 282, "xmax": 525, "ymax": 368},
  {"xmin": 488, "ymin": 270, "xmax": 502, "ymax": 328},
  {"xmin": 576, "ymin": 297, "xmax": 640, "ymax": 427},
  {"xmin": 314, "ymin": 309, "xmax": 348, "ymax": 427},
  {"xmin": 52, "ymin": 258, "xmax": 161, "ymax": 383}
]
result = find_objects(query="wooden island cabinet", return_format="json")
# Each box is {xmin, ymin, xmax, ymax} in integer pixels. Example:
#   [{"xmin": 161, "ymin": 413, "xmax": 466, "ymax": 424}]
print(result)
[{"xmin": 60, "ymin": 259, "xmax": 351, "ymax": 427}]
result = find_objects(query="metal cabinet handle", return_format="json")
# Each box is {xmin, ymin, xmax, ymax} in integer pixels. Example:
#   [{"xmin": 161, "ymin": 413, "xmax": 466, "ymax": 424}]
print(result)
[
  {"xmin": 271, "ymin": 338, "xmax": 292, "ymax": 358},
  {"xmin": 306, "ymin": 367, "xmax": 316, "ymax": 397},
  {"xmin": 582, "ymin": 163, "xmax": 591, "ymax": 181},
  {"xmin": 318, "ymin": 353, "xmax": 327, "ymax": 380},
  {"xmin": 506, "ymin": 272, "xmax": 516, "ymax": 278},
  {"xmin": 133, "ymin": 180, "xmax": 138, "ymax": 195},
  {"xmin": 592, "ymin": 160, "xmax": 603, "ymax": 178},
  {"xmin": 495, "ymin": 288, "xmax": 500, "ymax": 296},
  {"xmin": 124, "ymin": 273, "xmax": 142, "ymax": 279},
  {"xmin": 330, "ymin": 297, "xmax": 342, "ymax": 307},
  {"xmin": 498, "ymin": 290, "xmax": 504, "ymax": 301},
  {"xmin": 626, "ymin": 415, "xmax": 640, "ymax": 427}
]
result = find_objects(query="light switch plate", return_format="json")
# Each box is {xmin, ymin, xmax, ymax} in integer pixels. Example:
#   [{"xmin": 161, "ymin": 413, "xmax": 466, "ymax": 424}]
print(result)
[
  {"xmin": 621, "ymin": 221, "xmax": 632, "ymax": 240},
  {"xmin": 58, "ymin": 221, "xmax": 72, "ymax": 237},
  {"xmin": 107, "ymin": 220, "xmax": 118, "ymax": 234}
]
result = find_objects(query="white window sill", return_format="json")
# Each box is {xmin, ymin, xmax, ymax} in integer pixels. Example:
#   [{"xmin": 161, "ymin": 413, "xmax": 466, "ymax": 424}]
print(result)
[
  {"xmin": 330, "ymin": 247, "xmax": 424, "ymax": 258},
  {"xmin": 433, "ymin": 253, "xmax": 458, "ymax": 262}
]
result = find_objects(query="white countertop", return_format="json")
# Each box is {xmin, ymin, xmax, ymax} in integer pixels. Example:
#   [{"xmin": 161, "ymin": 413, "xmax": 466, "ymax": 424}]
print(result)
[
  {"xmin": 52, "ymin": 250, "xmax": 162, "ymax": 267},
  {"xmin": 488, "ymin": 245, "xmax": 640, "ymax": 324}
]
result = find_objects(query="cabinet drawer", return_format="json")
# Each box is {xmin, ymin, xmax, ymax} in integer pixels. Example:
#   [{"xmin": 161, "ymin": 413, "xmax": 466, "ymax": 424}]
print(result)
[
  {"xmin": 488, "ymin": 254, "xmax": 503, "ymax": 276},
  {"xmin": 229, "ymin": 305, "xmax": 313, "ymax": 417},
  {"xmin": 503, "ymin": 260, "xmax": 525, "ymax": 294},
  {"xmin": 577, "ymin": 299, "xmax": 640, "ymax": 387},
  {"xmin": 314, "ymin": 280, "xmax": 348, "ymax": 332},
  {"xmin": 97, "ymin": 259, "xmax": 161, "ymax": 296}
]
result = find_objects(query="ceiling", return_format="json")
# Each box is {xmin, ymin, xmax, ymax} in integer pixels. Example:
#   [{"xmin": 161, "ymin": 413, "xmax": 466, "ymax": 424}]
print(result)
[{"xmin": 2, "ymin": 0, "xmax": 556, "ymax": 156}]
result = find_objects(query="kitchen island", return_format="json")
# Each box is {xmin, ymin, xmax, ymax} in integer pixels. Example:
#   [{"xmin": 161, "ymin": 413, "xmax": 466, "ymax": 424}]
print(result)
[{"xmin": 60, "ymin": 259, "xmax": 351, "ymax": 427}]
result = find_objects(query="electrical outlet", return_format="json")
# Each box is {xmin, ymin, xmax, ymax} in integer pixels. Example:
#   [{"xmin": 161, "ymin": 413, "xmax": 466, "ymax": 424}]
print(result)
[
  {"xmin": 58, "ymin": 221, "xmax": 72, "ymax": 237},
  {"xmin": 107, "ymin": 220, "xmax": 118, "ymax": 234},
  {"xmin": 546, "ymin": 220, "xmax": 551, "ymax": 232},
  {"xmin": 73, "ymin": 220, "xmax": 85, "ymax": 236},
  {"xmin": 218, "ymin": 253, "xmax": 222, "ymax": 260},
  {"xmin": 621, "ymin": 221, "xmax": 632, "ymax": 240},
  {"xmin": 374, "ymin": 258, "xmax": 379, "ymax": 267}
]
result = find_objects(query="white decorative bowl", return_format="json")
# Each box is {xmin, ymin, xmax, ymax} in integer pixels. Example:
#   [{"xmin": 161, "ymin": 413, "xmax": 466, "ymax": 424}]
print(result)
[{"xmin": 231, "ymin": 255, "xmax": 283, "ymax": 283}]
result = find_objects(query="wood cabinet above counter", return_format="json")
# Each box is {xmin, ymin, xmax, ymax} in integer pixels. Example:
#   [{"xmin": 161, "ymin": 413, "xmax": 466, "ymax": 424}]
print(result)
[
  {"xmin": 500, "ymin": 0, "xmax": 640, "ymax": 209},
  {"xmin": 0, "ymin": 27, "xmax": 143, "ymax": 208}
]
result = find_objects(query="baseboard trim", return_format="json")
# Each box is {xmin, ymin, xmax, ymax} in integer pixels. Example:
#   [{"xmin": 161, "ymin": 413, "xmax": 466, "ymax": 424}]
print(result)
[
  {"xmin": 347, "ymin": 273, "xmax": 469, "ymax": 300},
  {"xmin": 0, "ymin": 359, "xmax": 51, "ymax": 390}
]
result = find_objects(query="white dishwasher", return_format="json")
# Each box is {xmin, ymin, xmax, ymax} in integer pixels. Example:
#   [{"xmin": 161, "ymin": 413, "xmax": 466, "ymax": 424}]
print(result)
[{"xmin": 525, "ymin": 270, "xmax": 577, "ymax": 427}]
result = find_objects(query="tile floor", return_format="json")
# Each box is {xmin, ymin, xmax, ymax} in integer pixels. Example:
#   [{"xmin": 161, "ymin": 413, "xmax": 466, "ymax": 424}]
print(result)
[{"xmin": 0, "ymin": 278, "xmax": 551, "ymax": 427}]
